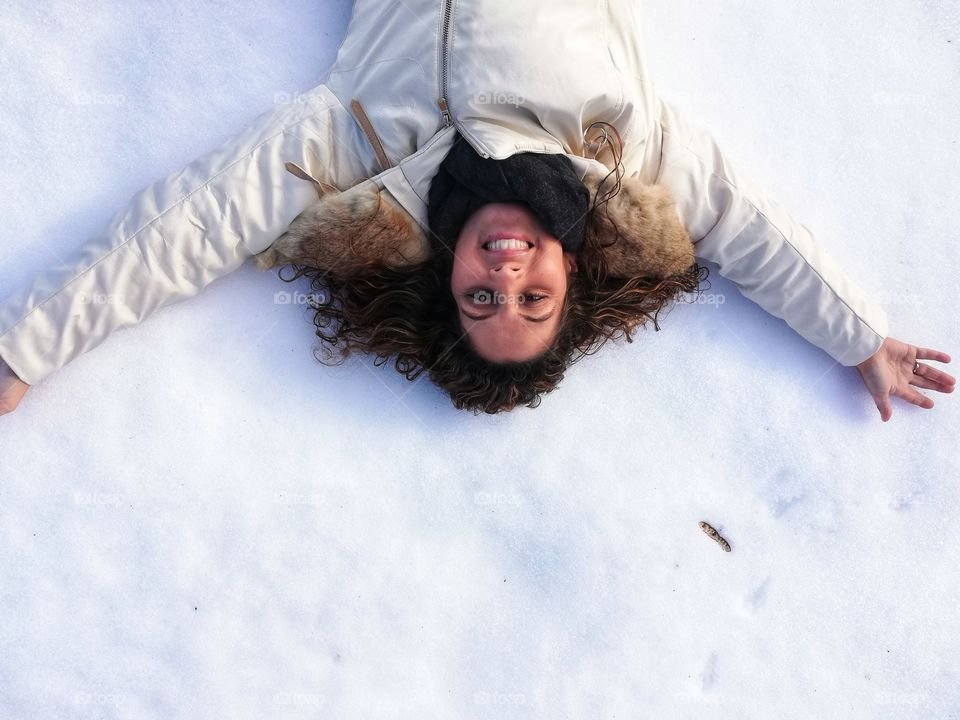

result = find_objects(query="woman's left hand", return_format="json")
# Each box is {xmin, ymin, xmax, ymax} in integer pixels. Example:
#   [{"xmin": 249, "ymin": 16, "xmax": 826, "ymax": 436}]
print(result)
[{"xmin": 855, "ymin": 337, "xmax": 955, "ymax": 421}]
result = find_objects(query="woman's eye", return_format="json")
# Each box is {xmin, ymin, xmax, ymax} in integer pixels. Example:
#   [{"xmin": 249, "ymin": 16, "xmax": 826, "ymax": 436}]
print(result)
[{"xmin": 525, "ymin": 294, "xmax": 545, "ymax": 303}]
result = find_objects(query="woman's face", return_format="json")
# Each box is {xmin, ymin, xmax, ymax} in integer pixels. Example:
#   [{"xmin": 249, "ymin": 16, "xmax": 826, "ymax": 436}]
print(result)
[{"xmin": 450, "ymin": 202, "xmax": 578, "ymax": 363}]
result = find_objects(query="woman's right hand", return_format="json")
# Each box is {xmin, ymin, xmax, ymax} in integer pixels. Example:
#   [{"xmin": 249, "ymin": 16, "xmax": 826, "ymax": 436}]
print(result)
[{"xmin": 0, "ymin": 358, "xmax": 29, "ymax": 416}]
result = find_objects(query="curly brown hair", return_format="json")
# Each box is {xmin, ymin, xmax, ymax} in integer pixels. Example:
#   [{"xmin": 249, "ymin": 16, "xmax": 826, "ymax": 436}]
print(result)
[{"xmin": 276, "ymin": 127, "xmax": 709, "ymax": 414}]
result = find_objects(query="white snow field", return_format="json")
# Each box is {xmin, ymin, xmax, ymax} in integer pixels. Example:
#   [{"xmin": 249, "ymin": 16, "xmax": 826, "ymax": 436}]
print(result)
[{"xmin": 1, "ymin": 1, "xmax": 958, "ymax": 718}]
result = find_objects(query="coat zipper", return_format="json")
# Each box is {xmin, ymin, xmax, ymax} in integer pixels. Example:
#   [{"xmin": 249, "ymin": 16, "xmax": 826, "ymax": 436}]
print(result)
[
  {"xmin": 437, "ymin": 0, "xmax": 491, "ymax": 158},
  {"xmin": 437, "ymin": 0, "xmax": 453, "ymax": 127}
]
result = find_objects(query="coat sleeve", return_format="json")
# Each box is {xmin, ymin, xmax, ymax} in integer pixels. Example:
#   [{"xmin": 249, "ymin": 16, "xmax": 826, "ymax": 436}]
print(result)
[
  {"xmin": 646, "ymin": 95, "xmax": 888, "ymax": 367},
  {"xmin": 0, "ymin": 82, "xmax": 378, "ymax": 386}
]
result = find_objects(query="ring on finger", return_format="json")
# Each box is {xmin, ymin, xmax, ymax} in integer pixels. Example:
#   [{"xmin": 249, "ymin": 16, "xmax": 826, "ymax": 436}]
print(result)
[{"xmin": 913, "ymin": 360, "xmax": 922, "ymax": 375}]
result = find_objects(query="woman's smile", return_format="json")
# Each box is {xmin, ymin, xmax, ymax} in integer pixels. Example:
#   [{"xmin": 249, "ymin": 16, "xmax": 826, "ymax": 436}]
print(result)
[
  {"xmin": 450, "ymin": 202, "xmax": 579, "ymax": 363},
  {"xmin": 481, "ymin": 234, "xmax": 534, "ymax": 254}
]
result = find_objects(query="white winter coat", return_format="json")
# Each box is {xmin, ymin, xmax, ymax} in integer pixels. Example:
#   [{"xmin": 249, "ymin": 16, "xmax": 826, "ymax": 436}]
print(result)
[{"xmin": 0, "ymin": 0, "xmax": 888, "ymax": 386}]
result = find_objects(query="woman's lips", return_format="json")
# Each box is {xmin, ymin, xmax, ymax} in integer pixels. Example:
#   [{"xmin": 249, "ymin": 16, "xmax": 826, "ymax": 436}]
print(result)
[
  {"xmin": 483, "ymin": 246, "xmax": 531, "ymax": 257},
  {"xmin": 481, "ymin": 232, "xmax": 534, "ymax": 256}
]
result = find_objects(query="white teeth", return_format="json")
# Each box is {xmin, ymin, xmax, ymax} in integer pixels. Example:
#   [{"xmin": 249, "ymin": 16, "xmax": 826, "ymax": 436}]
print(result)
[{"xmin": 484, "ymin": 238, "xmax": 531, "ymax": 250}]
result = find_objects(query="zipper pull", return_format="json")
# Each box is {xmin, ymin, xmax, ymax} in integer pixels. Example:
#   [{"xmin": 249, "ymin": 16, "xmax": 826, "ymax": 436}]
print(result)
[{"xmin": 438, "ymin": 97, "xmax": 452, "ymax": 127}]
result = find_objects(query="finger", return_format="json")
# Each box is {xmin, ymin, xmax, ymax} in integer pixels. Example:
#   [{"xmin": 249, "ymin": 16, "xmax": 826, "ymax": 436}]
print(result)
[
  {"xmin": 914, "ymin": 364, "xmax": 956, "ymax": 389},
  {"xmin": 897, "ymin": 386, "xmax": 935, "ymax": 409},
  {"xmin": 915, "ymin": 347, "xmax": 951, "ymax": 364},
  {"xmin": 874, "ymin": 393, "xmax": 893, "ymax": 422},
  {"xmin": 909, "ymin": 374, "xmax": 953, "ymax": 393}
]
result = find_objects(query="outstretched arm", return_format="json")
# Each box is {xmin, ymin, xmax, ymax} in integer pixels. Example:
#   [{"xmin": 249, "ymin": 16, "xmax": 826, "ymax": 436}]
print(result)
[
  {"xmin": 0, "ymin": 82, "xmax": 379, "ymax": 413},
  {"xmin": 642, "ymin": 95, "xmax": 953, "ymax": 419},
  {"xmin": 651, "ymin": 96, "xmax": 887, "ymax": 365}
]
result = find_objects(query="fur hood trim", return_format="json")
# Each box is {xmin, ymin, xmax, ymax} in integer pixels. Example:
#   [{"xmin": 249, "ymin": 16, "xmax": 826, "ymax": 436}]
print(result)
[{"xmin": 255, "ymin": 162, "xmax": 694, "ymax": 279}]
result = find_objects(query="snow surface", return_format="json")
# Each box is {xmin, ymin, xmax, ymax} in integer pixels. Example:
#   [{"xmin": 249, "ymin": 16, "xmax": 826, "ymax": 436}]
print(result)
[{"xmin": 1, "ymin": 1, "xmax": 958, "ymax": 718}]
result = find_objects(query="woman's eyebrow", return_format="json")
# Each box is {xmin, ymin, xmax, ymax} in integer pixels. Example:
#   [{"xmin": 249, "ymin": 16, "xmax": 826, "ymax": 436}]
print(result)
[{"xmin": 460, "ymin": 307, "xmax": 556, "ymax": 323}]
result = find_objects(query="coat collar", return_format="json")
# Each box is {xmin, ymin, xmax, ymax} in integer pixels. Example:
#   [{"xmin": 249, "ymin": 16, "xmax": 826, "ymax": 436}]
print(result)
[{"xmin": 256, "ymin": 132, "xmax": 694, "ymax": 280}]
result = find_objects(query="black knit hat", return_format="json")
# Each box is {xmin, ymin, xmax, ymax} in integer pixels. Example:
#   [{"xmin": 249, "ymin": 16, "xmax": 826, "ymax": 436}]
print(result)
[{"xmin": 427, "ymin": 133, "xmax": 590, "ymax": 255}]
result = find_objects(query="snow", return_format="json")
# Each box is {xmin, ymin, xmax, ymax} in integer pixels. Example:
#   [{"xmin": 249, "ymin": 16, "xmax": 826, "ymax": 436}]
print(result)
[{"xmin": 1, "ymin": 1, "xmax": 958, "ymax": 717}]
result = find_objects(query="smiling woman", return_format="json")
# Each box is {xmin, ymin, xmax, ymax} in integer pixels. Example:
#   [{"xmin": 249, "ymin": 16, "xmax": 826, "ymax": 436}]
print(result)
[
  {"xmin": 452, "ymin": 204, "xmax": 589, "ymax": 363},
  {"xmin": 0, "ymin": 0, "xmax": 953, "ymax": 419},
  {"xmin": 434, "ymin": 131, "xmax": 598, "ymax": 365},
  {"xmin": 272, "ymin": 128, "xmax": 707, "ymax": 414}
]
